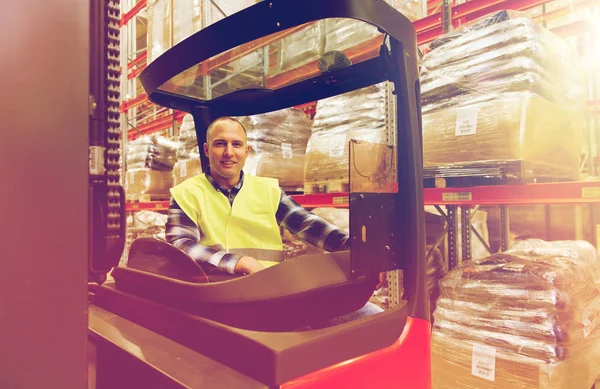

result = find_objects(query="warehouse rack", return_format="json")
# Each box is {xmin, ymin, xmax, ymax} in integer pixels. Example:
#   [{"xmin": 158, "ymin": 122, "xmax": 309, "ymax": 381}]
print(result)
[
  {"xmin": 120, "ymin": 0, "xmax": 600, "ymax": 304},
  {"xmin": 125, "ymin": 180, "xmax": 600, "ymax": 270},
  {"xmin": 119, "ymin": 0, "xmax": 594, "ymax": 142}
]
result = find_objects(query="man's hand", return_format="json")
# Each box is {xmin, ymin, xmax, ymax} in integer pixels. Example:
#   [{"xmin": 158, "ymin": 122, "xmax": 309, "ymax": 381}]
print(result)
[
  {"xmin": 375, "ymin": 272, "xmax": 388, "ymax": 290},
  {"xmin": 234, "ymin": 256, "xmax": 265, "ymax": 274}
]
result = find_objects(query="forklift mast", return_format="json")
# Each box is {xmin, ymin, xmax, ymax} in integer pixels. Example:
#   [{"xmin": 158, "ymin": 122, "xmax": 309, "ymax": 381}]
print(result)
[{"xmin": 89, "ymin": 0, "xmax": 126, "ymax": 284}]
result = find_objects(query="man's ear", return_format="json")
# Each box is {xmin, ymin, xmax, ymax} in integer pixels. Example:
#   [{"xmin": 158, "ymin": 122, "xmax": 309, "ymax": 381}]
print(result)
[
  {"xmin": 245, "ymin": 145, "xmax": 250, "ymax": 156},
  {"xmin": 204, "ymin": 143, "xmax": 209, "ymax": 157}
]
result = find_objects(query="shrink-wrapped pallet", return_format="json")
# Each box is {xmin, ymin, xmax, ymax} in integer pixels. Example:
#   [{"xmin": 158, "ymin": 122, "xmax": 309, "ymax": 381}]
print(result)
[
  {"xmin": 421, "ymin": 13, "xmax": 584, "ymax": 109},
  {"xmin": 175, "ymin": 114, "xmax": 200, "ymax": 160},
  {"xmin": 432, "ymin": 239, "xmax": 600, "ymax": 389},
  {"xmin": 127, "ymin": 135, "xmax": 178, "ymax": 171},
  {"xmin": 147, "ymin": 0, "xmax": 171, "ymax": 64},
  {"xmin": 324, "ymin": 0, "xmax": 422, "ymax": 53},
  {"xmin": 422, "ymin": 92, "xmax": 584, "ymax": 181},
  {"xmin": 241, "ymin": 108, "xmax": 312, "ymax": 190},
  {"xmin": 172, "ymin": 114, "xmax": 202, "ymax": 185},
  {"xmin": 421, "ymin": 12, "xmax": 585, "ymax": 181},
  {"xmin": 127, "ymin": 210, "xmax": 168, "ymax": 241},
  {"xmin": 304, "ymin": 83, "xmax": 387, "ymax": 191},
  {"xmin": 126, "ymin": 168, "xmax": 174, "ymax": 198}
]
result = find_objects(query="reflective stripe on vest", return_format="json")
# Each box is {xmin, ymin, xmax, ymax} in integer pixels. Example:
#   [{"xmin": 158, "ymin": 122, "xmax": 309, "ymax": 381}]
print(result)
[{"xmin": 170, "ymin": 174, "xmax": 283, "ymax": 257}]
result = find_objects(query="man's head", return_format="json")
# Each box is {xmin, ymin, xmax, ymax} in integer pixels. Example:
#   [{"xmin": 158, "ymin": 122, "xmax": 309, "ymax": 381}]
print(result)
[{"xmin": 204, "ymin": 117, "xmax": 250, "ymax": 189}]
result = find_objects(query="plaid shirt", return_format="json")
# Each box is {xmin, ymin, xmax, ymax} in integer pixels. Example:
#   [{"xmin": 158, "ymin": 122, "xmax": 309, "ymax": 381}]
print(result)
[{"xmin": 166, "ymin": 172, "xmax": 350, "ymax": 274}]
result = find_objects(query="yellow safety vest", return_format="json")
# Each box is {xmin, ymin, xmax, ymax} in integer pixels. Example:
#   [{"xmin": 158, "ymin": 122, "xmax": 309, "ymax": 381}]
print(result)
[{"xmin": 170, "ymin": 174, "xmax": 283, "ymax": 262}]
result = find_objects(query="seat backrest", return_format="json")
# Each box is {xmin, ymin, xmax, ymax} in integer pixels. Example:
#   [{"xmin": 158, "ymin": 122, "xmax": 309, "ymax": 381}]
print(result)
[{"xmin": 127, "ymin": 238, "xmax": 209, "ymax": 283}]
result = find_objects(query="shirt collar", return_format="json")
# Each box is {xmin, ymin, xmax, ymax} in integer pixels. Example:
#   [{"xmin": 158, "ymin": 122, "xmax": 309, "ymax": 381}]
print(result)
[{"xmin": 206, "ymin": 170, "xmax": 244, "ymax": 193}]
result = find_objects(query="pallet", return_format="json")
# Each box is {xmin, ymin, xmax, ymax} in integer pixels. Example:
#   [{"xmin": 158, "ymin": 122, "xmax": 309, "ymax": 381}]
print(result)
[
  {"xmin": 423, "ymin": 160, "xmax": 574, "ymax": 189},
  {"xmin": 126, "ymin": 193, "xmax": 171, "ymax": 203},
  {"xmin": 304, "ymin": 180, "xmax": 350, "ymax": 194}
]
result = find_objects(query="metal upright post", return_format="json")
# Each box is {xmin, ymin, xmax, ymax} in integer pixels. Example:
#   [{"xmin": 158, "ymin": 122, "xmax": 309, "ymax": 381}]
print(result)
[
  {"xmin": 460, "ymin": 206, "xmax": 471, "ymax": 262},
  {"xmin": 447, "ymin": 205, "xmax": 458, "ymax": 269},
  {"xmin": 500, "ymin": 205, "xmax": 510, "ymax": 251},
  {"xmin": 202, "ymin": 0, "xmax": 213, "ymax": 100},
  {"xmin": 442, "ymin": 0, "xmax": 453, "ymax": 33}
]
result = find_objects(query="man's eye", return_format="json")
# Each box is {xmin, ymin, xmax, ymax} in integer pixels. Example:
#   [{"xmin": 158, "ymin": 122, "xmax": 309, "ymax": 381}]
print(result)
[
  {"xmin": 233, "ymin": 142, "xmax": 243, "ymax": 147},
  {"xmin": 214, "ymin": 141, "xmax": 225, "ymax": 146}
]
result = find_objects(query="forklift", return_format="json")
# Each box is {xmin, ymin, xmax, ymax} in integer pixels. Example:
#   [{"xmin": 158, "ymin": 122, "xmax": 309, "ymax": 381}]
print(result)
[{"xmin": 87, "ymin": 0, "xmax": 430, "ymax": 387}]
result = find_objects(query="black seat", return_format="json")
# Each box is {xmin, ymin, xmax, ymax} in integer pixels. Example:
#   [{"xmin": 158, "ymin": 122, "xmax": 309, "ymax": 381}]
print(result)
[{"xmin": 114, "ymin": 238, "xmax": 377, "ymax": 331}]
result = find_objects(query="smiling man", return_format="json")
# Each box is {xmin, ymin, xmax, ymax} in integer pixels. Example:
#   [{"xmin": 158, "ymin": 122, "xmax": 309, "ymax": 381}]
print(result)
[
  {"xmin": 167, "ymin": 116, "xmax": 366, "ymax": 276},
  {"xmin": 166, "ymin": 116, "xmax": 383, "ymax": 322}
]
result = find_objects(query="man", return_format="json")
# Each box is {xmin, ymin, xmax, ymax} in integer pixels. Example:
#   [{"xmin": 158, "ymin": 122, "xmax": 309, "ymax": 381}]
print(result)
[{"xmin": 166, "ymin": 117, "xmax": 383, "ymax": 322}]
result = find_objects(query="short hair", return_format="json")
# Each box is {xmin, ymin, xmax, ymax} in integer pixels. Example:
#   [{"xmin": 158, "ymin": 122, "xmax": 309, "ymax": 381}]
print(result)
[{"xmin": 206, "ymin": 117, "xmax": 247, "ymax": 143}]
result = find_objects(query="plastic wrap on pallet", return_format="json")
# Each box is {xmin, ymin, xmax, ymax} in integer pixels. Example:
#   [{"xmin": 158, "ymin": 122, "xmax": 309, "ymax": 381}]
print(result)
[
  {"xmin": 127, "ymin": 135, "xmax": 178, "ymax": 171},
  {"xmin": 271, "ymin": 0, "xmax": 421, "ymax": 77},
  {"xmin": 432, "ymin": 239, "xmax": 600, "ymax": 389},
  {"xmin": 282, "ymin": 207, "xmax": 348, "ymax": 260},
  {"xmin": 147, "ymin": 0, "xmax": 171, "ymax": 64},
  {"xmin": 305, "ymin": 83, "xmax": 387, "ymax": 186},
  {"xmin": 126, "ymin": 168, "xmax": 174, "ymax": 197},
  {"xmin": 173, "ymin": 0, "xmax": 201, "ymax": 47},
  {"xmin": 421, "ymin": 15, "xmax": 584, "ymax": 109},
  {"xmin": 429, "ymin": 10, "xmax": 518, "ymax": 51},
  {"xmin": 172, "ymin": 158, "xmax": 202, "ymax": 186},
  {"xmin": 422, "ymin": 92, "xmax": 584, "ymax": 181},
  {"xmin": 128, "ymin": 210, "xmax": 168, "ymax": 241},
  {"xmin": 176, "ymin": 114, "xmax": 200, "ymax": 160},
  {"xmin": 241, "ymin": 108, "xmax": 312, "ymax": 189},
  {"xmin": 276, "ymin": 21, "xmax": 325, "ymax": 75},
  {"xmin": 208, "ymin": 0, "xmax": 258, "ymax": 26},
  {"xmin": 323, "ymin": 0, "xmax": 421, "ymax": 54}
]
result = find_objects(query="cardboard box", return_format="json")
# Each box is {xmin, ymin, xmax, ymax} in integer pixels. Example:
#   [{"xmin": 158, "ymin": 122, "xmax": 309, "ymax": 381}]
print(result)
[
  {"xmin": 126, "ymin": 168, "xmax": 173, "ymax": 197},
  {"xmin": 172, "ymin": 159, "xmax": 202, "ymax": 186},
  {"xmin": 422, "ymin": 93, "xmax": 584, "ymax": 181},
  {"xmin": 432, "ymin": 333, "xmax": 598, "ymax": 389}
]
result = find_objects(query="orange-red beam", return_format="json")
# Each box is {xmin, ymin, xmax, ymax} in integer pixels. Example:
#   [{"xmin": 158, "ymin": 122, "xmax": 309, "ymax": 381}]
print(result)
[
  {"xmin": 120, "ymin": 0, "xmax": 147, "ymax": 27},
  {"xmin": 127, "ymin": 111, "xmax": 186, "ymax": 140},
  {"xmin": 120, "ymin": 93, "xmax": 148, "ymax": 112}
]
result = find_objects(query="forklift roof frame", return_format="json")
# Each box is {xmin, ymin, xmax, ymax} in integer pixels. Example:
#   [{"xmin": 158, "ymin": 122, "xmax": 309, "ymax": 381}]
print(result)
[{"xmin": 139, "ymin": 0, "xmax": 428, "ymax": 321}]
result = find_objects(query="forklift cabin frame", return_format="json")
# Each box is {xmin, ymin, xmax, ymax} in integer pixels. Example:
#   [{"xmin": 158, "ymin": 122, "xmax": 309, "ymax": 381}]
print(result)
[{"xmin": 139, "ymin": 0, "xmax": 428, "ymax": 322}]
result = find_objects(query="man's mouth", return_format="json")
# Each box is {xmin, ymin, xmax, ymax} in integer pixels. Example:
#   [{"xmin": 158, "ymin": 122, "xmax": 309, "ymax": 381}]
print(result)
[{"xmin": 221, "ymin": 161, "xmax": 235, "ymax": 166}]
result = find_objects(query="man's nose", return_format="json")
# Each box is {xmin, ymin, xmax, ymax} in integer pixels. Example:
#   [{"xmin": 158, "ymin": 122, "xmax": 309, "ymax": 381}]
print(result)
[{"xmin": 224, "ymin": 143, "xmax": 234, "ymax": 156}]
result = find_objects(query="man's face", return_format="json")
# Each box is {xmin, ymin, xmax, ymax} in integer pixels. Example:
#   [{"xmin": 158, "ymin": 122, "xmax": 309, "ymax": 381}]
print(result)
[{"xmin": 204, "ymin": 120, "xmax": 250, "ymax": 183}]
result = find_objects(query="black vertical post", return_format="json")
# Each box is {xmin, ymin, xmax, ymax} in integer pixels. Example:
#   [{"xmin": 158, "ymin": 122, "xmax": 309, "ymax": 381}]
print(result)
[
  {"xmin": 447, "ymin": 205, "xmax": 458, "ymax": 269},
  {"xmin": 500, "ymin": 205, "xmax": 510, "ymax": 251},
  {"xmin": 461, "ymin": 206, "xmax": 472, "ymax": 262}
]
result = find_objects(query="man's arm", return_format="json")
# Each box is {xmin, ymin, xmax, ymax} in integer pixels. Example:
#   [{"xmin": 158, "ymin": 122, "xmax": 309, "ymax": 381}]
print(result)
[
  {"xmin": 276, "ymin": 190, "xmax": 350, "ymax": 251},
  {"xmin": 166, "ymin": 198, "xmax": 263, "ymax": 274},
  {"xmin": 277, "ymin": 191, "xmax": 387, "ymax": 289}
]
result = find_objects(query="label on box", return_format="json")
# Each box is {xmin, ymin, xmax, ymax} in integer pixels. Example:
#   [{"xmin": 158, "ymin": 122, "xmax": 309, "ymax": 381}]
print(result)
[
  {"xmin": 128, "ymin": 171, "xmax": 135, "ymax": 185},
  {"xmin": 455, "ymin": 106, "xmax": 479, "ymax": 136},
  {"xmin": 281, "ymin": 143, "xmax": 293, "ymax": 159},
  {"xmin": 471, "ymin": 343, "xmax": 496, "ymax": 381},
  {"xmin": 329, "ymin": 135, "xmax": 347, "ymax": 157},
  {"xmin": 89, "ymin": 146, "xmax": 106, "ymax": 175},
  {"xmin": 180, "ymin": 161, "xmax": 187, "ymax": 178}
]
